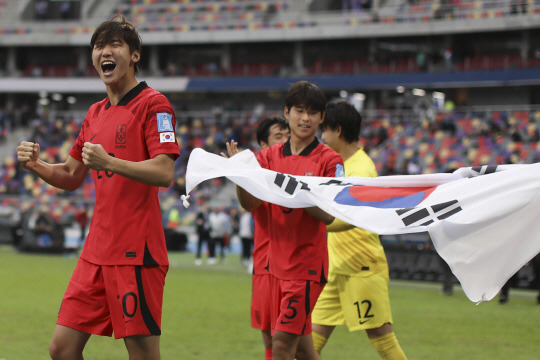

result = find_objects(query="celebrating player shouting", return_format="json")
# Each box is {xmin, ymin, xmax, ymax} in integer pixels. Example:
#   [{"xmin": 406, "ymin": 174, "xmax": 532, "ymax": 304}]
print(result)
[{"xmin": 16, "ymin": 15, "xmax": 179, "ymax": 360}]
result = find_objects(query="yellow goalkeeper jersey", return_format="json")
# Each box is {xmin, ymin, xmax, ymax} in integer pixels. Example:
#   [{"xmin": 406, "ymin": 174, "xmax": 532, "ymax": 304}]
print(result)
[{"xmin": 326, "ymin": 148, "xmax": 389, "ymax": 276}]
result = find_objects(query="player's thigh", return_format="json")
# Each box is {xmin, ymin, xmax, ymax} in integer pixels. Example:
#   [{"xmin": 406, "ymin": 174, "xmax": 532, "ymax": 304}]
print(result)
[
  {"xmin": 339, "ymin": 273, "xmax": 393, "ymax": 331},
  {"xmin": 104, "ymin": 265, "xmax": 168, "ymax": 339},
  {"xmin": 57, "ymin": 258, "xmax": 113, "ymax": 337},
  {"xmin": 251, "ymin": 274, "xmax": 272, "ymax": 331},
  {"xmin": 273, "ymin": 279, "xmax": 324, "ymax": 335},
  {"xmin": 311, "ymin": 276, "xmax": 345, "ymax": 327}
]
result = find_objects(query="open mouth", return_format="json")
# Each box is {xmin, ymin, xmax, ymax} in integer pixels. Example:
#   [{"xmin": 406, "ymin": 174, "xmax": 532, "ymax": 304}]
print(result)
[{"xmin": 101, "ymin": 61, "xmax": 116, "ymax": 75}]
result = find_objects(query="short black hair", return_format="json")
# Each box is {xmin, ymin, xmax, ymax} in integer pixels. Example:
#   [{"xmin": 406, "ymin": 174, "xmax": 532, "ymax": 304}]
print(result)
[
  {"xmin": 285, "ymin": 81, "xmax": 326, "ymax": 114},
  {"xmin": 320, "ymin": 100, "xmax": 362, "ymax": 143},
  {"xmin": 256, "ymin": 116, "xmax": 288, "ymax": 146},
  {"xmin": 90, "ymin": 15, "xmax": 142, "ymax": 73}
]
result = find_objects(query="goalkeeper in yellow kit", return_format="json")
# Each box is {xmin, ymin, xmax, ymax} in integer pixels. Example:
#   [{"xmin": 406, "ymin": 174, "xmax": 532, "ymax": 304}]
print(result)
[{"xmin": 312, "ymin": 100, "xmax": 407, "ymax": 359}]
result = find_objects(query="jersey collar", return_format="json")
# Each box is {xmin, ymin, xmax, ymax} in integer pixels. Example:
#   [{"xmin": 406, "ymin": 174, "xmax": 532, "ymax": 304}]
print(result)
[
  {"xmin": 282, "ymin": 137, "xmax": 319, "ymax": 156},
  {"xmin": 105, "ymin": 81, "xmax": 148, "ymax": 109}
]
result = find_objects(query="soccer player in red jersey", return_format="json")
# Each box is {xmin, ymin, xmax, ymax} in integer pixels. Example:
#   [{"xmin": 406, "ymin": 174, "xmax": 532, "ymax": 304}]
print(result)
[
  {"xmin": 16, "ymin": 15, "xmax": 180, "ymax": 360},
  {"xmin": 251, "ymin": 117, "xmax": 290, "ymax": 359},
  {"xmin": 227, "ymin": 81, "xmax": 343, "ymax": 360}
]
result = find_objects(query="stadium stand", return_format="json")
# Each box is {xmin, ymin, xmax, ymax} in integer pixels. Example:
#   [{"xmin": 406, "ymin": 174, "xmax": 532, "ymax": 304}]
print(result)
[{"xmin": 1, "ymin": 0, "xmax": 540, "ymax": 288}]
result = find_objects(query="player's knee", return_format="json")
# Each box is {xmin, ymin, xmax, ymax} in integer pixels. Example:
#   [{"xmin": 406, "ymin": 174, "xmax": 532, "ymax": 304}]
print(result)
[
  {"xmin": 272, "ymin": 339, "xmax": 293, "ymax": 359},
  {"xmin": 48, "ymin": 339, "xmax": 75, "ymax": 360},
  {"xmin": 366, "ymin": 323, "xmax": 393, "ymax": 338}
]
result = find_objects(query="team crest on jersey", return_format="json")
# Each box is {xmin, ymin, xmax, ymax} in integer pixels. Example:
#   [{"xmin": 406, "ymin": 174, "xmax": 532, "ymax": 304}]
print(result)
[
  {"xmin": 116, "ymin": 124, "xmax": 127, "ymax": 145},
  {"xmin": 160, "ymin": 132, "xmax": 175, "ymax": 143},
  {"xmin": 157, "ymin": 113, "xmax": 174, "ymax": 132}
]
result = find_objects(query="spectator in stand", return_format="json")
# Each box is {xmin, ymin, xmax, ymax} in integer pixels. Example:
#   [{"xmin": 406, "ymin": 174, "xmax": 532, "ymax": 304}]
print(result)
[
  {"xmin": 35, "ymin": 0, "xmax": 48, "ymax": 21},
  {"xmin": 60, "ymin": 1, "xmax": 70, "ymax": 19}
]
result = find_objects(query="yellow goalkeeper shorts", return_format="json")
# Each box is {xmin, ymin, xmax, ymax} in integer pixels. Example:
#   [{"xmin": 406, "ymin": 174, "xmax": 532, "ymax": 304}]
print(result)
[{"xmin": 312, "ymin": 272, "xmax": 393, "ymax": 331}]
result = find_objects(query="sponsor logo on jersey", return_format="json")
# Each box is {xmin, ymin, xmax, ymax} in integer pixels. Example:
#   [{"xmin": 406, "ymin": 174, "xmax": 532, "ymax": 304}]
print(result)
[
  {"xmin": 160, "ymin": 132, "xmax": 175, "ymax": 143},
  {"xmin": 157, "ymin": 113, "xmax": 174, "ymax": 132}
]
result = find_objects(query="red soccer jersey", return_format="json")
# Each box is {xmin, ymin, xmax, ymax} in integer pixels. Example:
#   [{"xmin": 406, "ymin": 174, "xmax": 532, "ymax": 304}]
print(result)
[
  {"xmin": 256, "ymin": 139, "xmax": 343, "ymax": 282},
  {"xmin": 69, "ymin": 82, "xmax": 180, "ymax": 266},
  {"xmin": 252, "ymin": 202, "xmax": 270, "ymax": 275}
]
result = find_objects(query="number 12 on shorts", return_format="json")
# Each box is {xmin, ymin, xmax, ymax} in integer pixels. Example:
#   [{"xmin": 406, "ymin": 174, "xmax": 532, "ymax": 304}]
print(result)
[{"xmin": 354, "ymin": 300, "xmax": 374, "ymax": 324}]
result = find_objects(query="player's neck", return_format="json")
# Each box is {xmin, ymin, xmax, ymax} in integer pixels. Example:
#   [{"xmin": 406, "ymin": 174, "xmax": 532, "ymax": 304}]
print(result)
[
  {"xmin": 289, "ymin": 135, "xmax": 315, "ymax": 155},
  {"xmin": 105, "ymin": 77, "xmax": 139, "ymax": 105},
  {"xmin": 339, "ymin": 143, "xmax": 359, "ymax": 162}
]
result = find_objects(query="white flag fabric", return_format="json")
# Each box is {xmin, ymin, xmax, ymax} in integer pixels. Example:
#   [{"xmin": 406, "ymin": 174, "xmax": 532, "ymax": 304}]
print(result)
[{"xmin": 184, "ymin": 148, "xmax": 540, "ymax": 303}]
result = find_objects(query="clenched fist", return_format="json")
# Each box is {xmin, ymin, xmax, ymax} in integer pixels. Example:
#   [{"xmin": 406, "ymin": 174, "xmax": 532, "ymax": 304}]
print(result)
[
  {"xmin": 82, "ymin": 142, "xmax": 111, "ymax": 171},
  {"xmin": 17, "ymin": 141, "xmax": 40, "ymax": 170}
]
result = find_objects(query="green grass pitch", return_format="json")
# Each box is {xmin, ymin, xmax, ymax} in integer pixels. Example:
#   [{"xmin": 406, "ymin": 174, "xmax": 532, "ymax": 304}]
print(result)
[{"xmin": 0, "ymin": 245, "xmax": 538, "ymax": 359}]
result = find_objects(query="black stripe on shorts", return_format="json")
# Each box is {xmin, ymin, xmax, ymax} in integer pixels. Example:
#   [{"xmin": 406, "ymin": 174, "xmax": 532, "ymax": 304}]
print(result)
[
  {"xmin": 135, "ymin": 266, "xmax": 161, "ymax": 335},
  {"xmin": 301, "ymin": 280, "xmax": 311, "ymax": 335}
]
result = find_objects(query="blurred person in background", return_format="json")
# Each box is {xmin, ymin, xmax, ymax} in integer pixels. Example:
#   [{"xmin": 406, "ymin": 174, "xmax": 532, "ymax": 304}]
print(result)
[
  {"xmin": 499, "ymin": 253, "xmax": 540, "ymax": 305},
  {"xmin": 238, "ymin": 208, "xmax": 254, "ymax": 267},
  {"xmin": 29, "ymin": 205, "xmax": 57, "ymax": 248},
  {"xmin": 195, "ymin": 202, "xmax": 211, "ymax": 265},
  {"xmin": 208, "ymin": 206, "xmax": 231, "ymax": 264},
  {"xmin": 74, "ymin": 203, "xmax": 88, "ymax": 248}
]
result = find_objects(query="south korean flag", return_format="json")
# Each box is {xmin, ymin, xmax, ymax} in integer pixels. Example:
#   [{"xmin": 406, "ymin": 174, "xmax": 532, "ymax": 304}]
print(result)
[{"xmin": 160, "ymin": 132, "xmax": 175, "ymax": 143}]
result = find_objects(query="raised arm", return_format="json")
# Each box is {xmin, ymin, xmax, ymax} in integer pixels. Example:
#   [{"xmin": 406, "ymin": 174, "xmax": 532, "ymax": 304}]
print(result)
[
  {"xmin": 17, "ymin": 141, "xmax": 89, "ymax": 191},
  {"xmin": 223, "ymin": 140, "xmax": 262, "ymax": 212}
]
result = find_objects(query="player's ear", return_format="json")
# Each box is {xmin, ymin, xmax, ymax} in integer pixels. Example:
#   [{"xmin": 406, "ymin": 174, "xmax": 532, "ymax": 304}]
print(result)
[
  {"xmin": 283, "ymin": 106, "xmax": 290, "ymax": 120},
  {"xmin": 131, "ymin": 50, "xmax": 140, "ymax": 65}
]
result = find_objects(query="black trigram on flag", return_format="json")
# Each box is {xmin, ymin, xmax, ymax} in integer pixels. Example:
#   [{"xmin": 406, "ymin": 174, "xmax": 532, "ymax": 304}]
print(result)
[
  {"xmin": 396, "ymin": 200, "xmax": 462, "ymax": 227},
  {"xmin": 471, "ymin": 165, "xmax": 498, "ymax": 175},
  {"xmin": 274, "ymin": 173, "xmax": 311, "ymax": 195}
]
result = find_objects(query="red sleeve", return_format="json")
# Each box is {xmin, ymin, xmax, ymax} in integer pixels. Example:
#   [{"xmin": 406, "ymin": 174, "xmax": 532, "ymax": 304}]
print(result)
[
  {"xmin": 144, "ymin": 93, "xmax": 181, "ymax": 161},
  {"xmin": 69, "ymin": 110, "xmax": 92, "ymax": 162},
  {"xmin": 322, "ymin": 149, "xmax": 344, "ymax": 177},
  {"xmin": 256, "ymin": 147, "xmax": 269, "ymax": 169}
]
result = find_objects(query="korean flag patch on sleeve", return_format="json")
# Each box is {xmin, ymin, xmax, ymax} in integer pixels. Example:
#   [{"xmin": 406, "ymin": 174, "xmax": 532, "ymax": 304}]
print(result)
[
  {"xmin": 157, "ymin": 113, "xmax": 174, "ymax": 132},
  {"xmin": 160, "ymin": 132, "xmax": 176, "ymax": 143}
]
